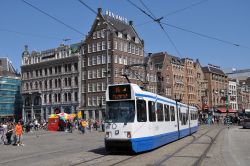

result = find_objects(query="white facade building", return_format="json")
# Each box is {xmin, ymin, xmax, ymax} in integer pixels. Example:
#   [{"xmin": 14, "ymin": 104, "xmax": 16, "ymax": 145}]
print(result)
[{"xmin": 228, "ymin": 80, "xmax": 238, "ymax": 110}]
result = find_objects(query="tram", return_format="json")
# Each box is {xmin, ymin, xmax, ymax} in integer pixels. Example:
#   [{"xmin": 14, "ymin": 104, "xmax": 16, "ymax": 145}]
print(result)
[{"xmin": 104, "ymin": 83, "xmax": 198, "ymax": 153}]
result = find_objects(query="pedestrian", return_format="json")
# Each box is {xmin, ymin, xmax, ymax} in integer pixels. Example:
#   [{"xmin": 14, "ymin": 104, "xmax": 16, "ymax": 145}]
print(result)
[
  {"xmin": 15, "ymin": 121, "xmax": 24, "ymax": 146},
  {"xmin": 0, "ymin": 123, "xmax": 4, "ymax": 144},
  {"xmin": 88, "ymin": 119, "xmax": 92, "ymax": 132},
  {"xmin": 6, "ymin": 122, "xmax": 13, "ymax": 145},
  {"xmin": 34, "ymin": 119, "xmax": 38, "ymax": 131},
  {"xmin": 101, "ymin": 120, "xmax": 105, "ymax": 132},
  {"xmin": 2, "ymin": 122, "xmax": 7, "ymax": 144},
  {"xmin": 81, "ymin": 119, "xmax": 88, "ymax": 134}
]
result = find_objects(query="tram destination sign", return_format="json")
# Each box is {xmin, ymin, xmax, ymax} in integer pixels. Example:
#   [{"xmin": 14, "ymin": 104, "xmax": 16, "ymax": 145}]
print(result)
[{"xmin": 109, "ymin": 85, "xmax": 131, "ymax": 100}]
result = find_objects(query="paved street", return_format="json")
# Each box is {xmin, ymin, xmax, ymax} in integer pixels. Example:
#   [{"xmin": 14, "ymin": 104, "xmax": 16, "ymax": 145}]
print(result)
[
  {"xmin": 0, "ymin": 125, "xmax": 249, "ymax": 166},
  {"xmin": 203, "ymin": 126, "xmax": 250, "ymax": 166}
]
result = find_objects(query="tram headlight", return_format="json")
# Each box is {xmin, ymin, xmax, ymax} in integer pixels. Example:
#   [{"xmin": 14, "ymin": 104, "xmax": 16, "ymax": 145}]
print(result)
[
  {"xmin": 105, "ymin": 132, "xmax": 111, "ymax": 138},
  {"xmin": 126, "ymin": 131, "xmax": 131, "ymax": 138}
]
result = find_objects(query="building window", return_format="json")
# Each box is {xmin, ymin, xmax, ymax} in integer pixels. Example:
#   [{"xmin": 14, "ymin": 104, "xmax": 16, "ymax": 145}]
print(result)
[
  {"xmin": 102, "ymin": 96, "xmax": 106, "ymax": 105},
  {"xmin": 97, "ymin": 69, "xmax": 101, "ymax": 78},
  {"xmin": 74, "ymin": 92, "xmax": 78, "ymax": 102},
  {"xmin": 88, "ymin": 70, "xmax": 92, "ymax": 79},
  {"xmin": 102, "ymin": 41, "xmax": 106, "ymax": 50},
  {"xmin": 97, "ymin": 42, "xmax": 101, "ymax": 51},
  {"xmin": 68, "ymin": 93, "xmax": 71, "ymax": 102},
  {"xmin": 58, "ymin": 94, "xmax": 61, "ymax": 102},
  {"xmin": 88, "ymin": 44, "xmax": 92, "ymax": 53},
  {"xmin": 102, "ymin": 68, "xmax": 106, "ymax": 78},
  {"xmin": 102, "ymin": 82, "xmax": 106, "ymax": 91},
  {"xmin": 88, "ymin": 83, "xmax": 92, "ymax": 92},
  {"xmin": 49, "ymin": 80, "xmax": 52, "ymax": 88},
  {"xmin": 97, "ymin": 31, "xmax": 101, "ymax": 38},
  {"xmin": 97, "ymin": 55, "xmax": 101, "ymax": 64},
  {"xmin": 92, "ymin": 43, "xmax": 96, "ymax": 52},
  {"xmin": 64, "ymin": 78, "xmax": 67, "ymax": 86},
  {"xmin": 102, "ymin": 55, "xmax": 106, "ymax": 64},
  {"xmin": 68, "ymin": 77, "xmax": 71, "ymax": 87},
  {"xmin": 92, "ymin": 96, "xmax": 96, "ymax": 106},
  {"xmin": 108, "ymin": 41, "xmax": 111, "ymax": 49},
  {"xmin": 82, "ymin": 71, "xmax": 86, "ymax": 80},
  {"xmin": 92, "ymin": 70, "xmax": 96, "ymax": 79},
  {"xmin": 75, "ymin": 77, "xmax": 78, "ymax": 86},
  {"xmin": 92, "ymin": 55, "xmax": 96, "ymax": 65},
  {"xmin": 93, "ymin": 32, "xmax": 96, "ymax": 39},
  {"xmin": 97, "ymin": 82, "xmax": 101, "ymax": 91},
  {"xmin": 119, "ymin": 56, "xmax": 123, "ymax": 64},
  {"xmin": 88, "ymin": 97, "xmax": 92, "ymax": 106},
  {"xmin": 74, "ymin": 63, "xmax": 78, "ymax": 71},
  {"xmin": 82, "ymin": 58, "xmax": 85, "ymax": 67},
  {"xmin": 92, "ymin": 83, "xmax": 97, "ymax": 92},
  {"xmin": 114, "ymin": 55, "xmax": 118, "ymax": 63},
  {"xmin": 88, "ymin": 57, "xmax": 92, "ymax": 66},
  {"xmin": 101, "ymin": 29, "xmax": 105, "ymax": 38}
]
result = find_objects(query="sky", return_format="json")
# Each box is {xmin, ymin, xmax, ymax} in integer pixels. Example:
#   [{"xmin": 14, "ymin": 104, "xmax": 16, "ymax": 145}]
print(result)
[{"xmin": 1, "ymin": 0, "xmax": 250, "ymax": 72}]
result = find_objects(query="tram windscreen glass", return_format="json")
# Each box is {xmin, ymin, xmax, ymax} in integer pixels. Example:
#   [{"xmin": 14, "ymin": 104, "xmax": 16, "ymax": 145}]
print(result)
[{"xmin": 109, "ymin": 85, "xmax": 131, "ymax": 100}]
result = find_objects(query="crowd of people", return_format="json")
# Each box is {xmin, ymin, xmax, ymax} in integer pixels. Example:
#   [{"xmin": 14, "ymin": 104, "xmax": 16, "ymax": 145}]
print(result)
[
  {"xmin": 0, "ymin": 121, "xmax": 24, "ymax": 146},
  {"xmin": 67, "ymin": 119, "xmax": 105, "ymax": 134},
  {"xmin": 0, "ymin": 118, "xmax": 105, "ymax": 147},
  {"xmin": 49, "ymin": 117, "xmax": 105, "ymax": 134}
]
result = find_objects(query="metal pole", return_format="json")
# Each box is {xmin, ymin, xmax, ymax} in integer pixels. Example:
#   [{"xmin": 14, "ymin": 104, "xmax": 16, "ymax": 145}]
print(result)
[
  {"xmin": 226, "ymin": 89, "xmax": 229, "ymax": 129},
  {"xmin": 175, "ymin": 95, "xmax": 180, "ymax": 139}
]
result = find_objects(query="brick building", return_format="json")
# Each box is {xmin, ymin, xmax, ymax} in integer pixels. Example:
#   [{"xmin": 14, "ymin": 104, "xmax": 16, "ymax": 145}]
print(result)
[
  {"xmin": 79, "ymin": 8, "xmax": 151, "ymax": 120},
  {"xmin": 202, "ymin": 64, "xmax": 228, "ymax": 111}
]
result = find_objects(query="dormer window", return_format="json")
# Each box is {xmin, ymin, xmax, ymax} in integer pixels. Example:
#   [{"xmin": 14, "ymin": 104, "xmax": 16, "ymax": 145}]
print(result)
[
  {"xmin": 101, "ymin": 29, "xmax": 105, "ymax": 38},
  {"xmin": 135, "ymin": 37, "xmax": 139, "ymax": 43},
  {"xmin": 118, "ymin": 32, "xmax": 123, "ymax": 38},
  {"xmin": 97, "ymin": 31, "xmax": 101, "ymax": 38},
  {"xmin": 93, "ymin": 32, "xmax": 97, "ymax": 39},
  {"xmin": 127, "ymin": 34, "xmax": 131, "ymax": 40}
]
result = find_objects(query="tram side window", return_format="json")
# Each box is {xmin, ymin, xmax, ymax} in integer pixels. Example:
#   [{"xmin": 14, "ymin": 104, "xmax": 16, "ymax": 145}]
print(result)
[
  {"xmin": 137, "ymin": 100, "xmax": 147, "ymax": 122},
  {"xmin": 184, "ymin": 110, "xmax": 188, "ymax": 125},
  {"xmin": 148, "ymin": 101, "xmax": 156, "ymax": 122},
  {"xmin": 157, "ymin": 103, "xmax": 164, "ymax": 121},
  {"xmin": 170, "ymin": 106, "xmax": 175, "ymax": 121},
  {"xmin": 164, "ymin": 104, "xmax": 170, "ymax": 121}
]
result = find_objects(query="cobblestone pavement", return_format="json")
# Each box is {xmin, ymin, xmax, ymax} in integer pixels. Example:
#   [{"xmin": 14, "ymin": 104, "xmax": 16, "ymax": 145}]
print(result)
[
  {"xmin": 202, "ymin": 125, "xmax": 250, "ymax": 166},
  {"xmin": 0, "ymin": 125, "xmax": 241, "ymax": 166}
]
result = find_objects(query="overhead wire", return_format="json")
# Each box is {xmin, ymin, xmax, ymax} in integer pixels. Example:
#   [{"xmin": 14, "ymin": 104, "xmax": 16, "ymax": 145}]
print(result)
[
  {"xmin": 132, "ymin": 0, "xmax": 250, "ymax": 50},
  {"xmin": 127, "ymin": 0, "xmax": 182, "ymax": 57},
  {"xmin": 163, "ymin": 0, "xmax": 209, "ymax": 17},
  {"xmin": 21, "ymin": 0, "xmax": 85, "ymax": 36},
  {"xmin": 139, "ymin": 0, "xmax": 157, "ymax": 19},
  {"xmin": 135, "ymin": 0, "xmax": 209, "ymax": 27},
  {"xmin": 78, "ymin": 0, "xmax": 98, "ymax": 15},
  {"xmin": 161, "ymin": 22, "xmax": 250, "ymax": 49}
]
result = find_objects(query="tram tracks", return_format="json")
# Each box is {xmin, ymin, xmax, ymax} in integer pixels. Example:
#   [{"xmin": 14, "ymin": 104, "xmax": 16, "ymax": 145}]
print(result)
[
  {"xmin": 193, "ymin": 127, "xmax": 225, "ymax": 166},
  {"xmin": 70, "ymin": 126, "xmax": 223, "ymax": 166}
]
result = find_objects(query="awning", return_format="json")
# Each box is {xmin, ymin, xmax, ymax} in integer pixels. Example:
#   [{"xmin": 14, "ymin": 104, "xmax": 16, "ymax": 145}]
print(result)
[{"xmin": 217, "ymin": 108, "xmax": 237, "ymax": 113}]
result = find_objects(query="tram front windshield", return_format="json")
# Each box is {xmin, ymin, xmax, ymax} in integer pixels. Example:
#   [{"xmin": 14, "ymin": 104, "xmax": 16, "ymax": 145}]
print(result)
[{"xmin": 106, "ymin": 101, "xmax": 135, "ymax": 123}]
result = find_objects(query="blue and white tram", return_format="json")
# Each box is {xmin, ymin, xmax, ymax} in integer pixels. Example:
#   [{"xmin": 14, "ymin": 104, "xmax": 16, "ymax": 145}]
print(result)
[{"xmin": 104, "ymin": 83, "xmax": 198, "ymax": 153}]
